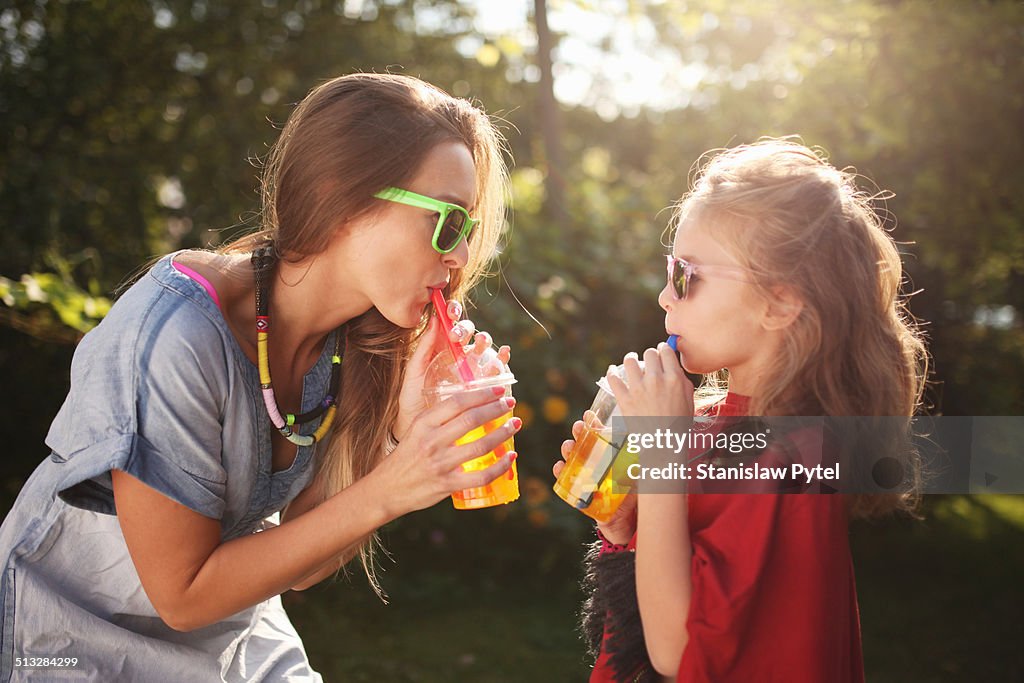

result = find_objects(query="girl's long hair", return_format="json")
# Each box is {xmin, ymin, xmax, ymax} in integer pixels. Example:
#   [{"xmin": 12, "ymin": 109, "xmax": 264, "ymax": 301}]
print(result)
[
  {"xmin": 680, "ymin": 138, "xmax": 928, "ymax": 518},
  {"xmin": 222, "ymin": 73, "xmax": 509, "ymax": 592}
]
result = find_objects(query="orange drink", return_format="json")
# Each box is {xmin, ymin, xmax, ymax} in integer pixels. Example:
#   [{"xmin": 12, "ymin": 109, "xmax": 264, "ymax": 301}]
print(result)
[
  {"xmin": 553, "ymin": 363, "xmax": 639, "ymax": 522},
  {"xmin": 554, "ymin": 425, "xmax": 637, "ymax": 523},
  {"xmin": 450, "ymin": 410, "xmax": 518, "ymax": 509}
]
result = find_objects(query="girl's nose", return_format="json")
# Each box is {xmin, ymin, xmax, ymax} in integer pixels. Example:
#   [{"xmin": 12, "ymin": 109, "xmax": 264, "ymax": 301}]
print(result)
[
  {"xmin": 658, "ymin": 282, "xmax": 674, "ymax": 311},
  {"xmin": 441, "ymin": 236, "xmax": 471, "ymax": 270}
]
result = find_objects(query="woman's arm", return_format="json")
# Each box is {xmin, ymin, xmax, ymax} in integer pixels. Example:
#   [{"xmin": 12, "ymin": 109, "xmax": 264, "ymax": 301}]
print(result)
[
  {"xmin": 636, "ymin": 493, "xmax": 692, "ymax": 676},
  {"xmin": 281, "ymin": 479, "xmax": 360, "ymax": 591},
  {"xmin": 113, "ymin": 467, "xmax": 388, "ymax": 630},
  {"xmin": 283, "ymin": 319, "xmax": 512, "ymax": 593},
  {"xmin": 113, "ymin": 387, "xmax": 518, "ymax": 632}
]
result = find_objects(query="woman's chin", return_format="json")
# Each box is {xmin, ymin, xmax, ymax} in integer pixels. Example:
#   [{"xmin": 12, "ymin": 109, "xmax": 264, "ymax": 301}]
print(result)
[{"xmin": 372, "ymin": 303, "xmax": 419, "ymax": 330}]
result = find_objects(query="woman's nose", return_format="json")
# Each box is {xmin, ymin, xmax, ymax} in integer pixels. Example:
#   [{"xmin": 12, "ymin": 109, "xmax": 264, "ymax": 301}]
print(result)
[{"xmin": 441, "ymin": 236, "xmax": 471, "ymax": 270}]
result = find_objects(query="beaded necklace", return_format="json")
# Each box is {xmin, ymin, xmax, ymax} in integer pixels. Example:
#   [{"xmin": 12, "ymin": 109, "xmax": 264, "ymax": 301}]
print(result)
[{"xmin": 251, "ymin": 245, "xmax": 344, "ymax": 447}]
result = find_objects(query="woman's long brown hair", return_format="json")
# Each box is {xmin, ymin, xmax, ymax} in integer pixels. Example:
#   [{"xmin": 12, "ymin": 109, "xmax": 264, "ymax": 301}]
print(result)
[{"xmin": 222, "ymin": 73, "xmax": 509, "ymax": 593}]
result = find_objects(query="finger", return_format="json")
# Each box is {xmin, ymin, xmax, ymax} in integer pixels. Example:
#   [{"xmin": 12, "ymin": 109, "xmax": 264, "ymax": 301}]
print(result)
[
  {"xmin": 436, "ymin": 408, "xmax": 520, "ymax": 462},
  {"xmin": 446, "ymin": 299, "xmax": 463, "ymax": 320},
  {"xmin": 449, "ymin": 320, "xmax": 474, "ymax": 345},
  {"xmin": 406, "ymin": 315, "xmax": 444, "ymax": 374},
  {"xmin": 621, "ymin": 352, "xmax": 643, "ymax": 388},
  {"xmin": 552, "ymin": 460, "xmax": 565, "ymax": 478},
  {"xmin": 572, "ymin": 419, "xmax": 586, "ymax": 441},
  {"xmin": 582, "ymin": 410, "xmax": 604, "ymax": 432},
  {"xmin": 642, "ymin": 346, "xmax": 664, "ymax": 376},
  {"xmin": 441, "ymin": 417, "xmax": 520, "ymax": 472},
  {"xmin": 658, "ymin": 342, "xmax": 688, "ymax": 383},
  {"xmin": 451, "ymin": 450, "xmax": 517, "ymax": 491},
  {"xmin": 560, "ymin": 438, "xmax": 576, "ymax": 459},
  {"xmin": 423, "ymin": 387, "xmax": 511, "ymax": 429},
  {"xmin": 473, "ymin": 331, "xmax": 492, "ymax": 353},
  {"xmin": 607, "ymin": 373, "xmax": 629, "ymax": 402},
  {"xmin": 497, "ymin": 345, "xmax": 511, "ymax": 364}
]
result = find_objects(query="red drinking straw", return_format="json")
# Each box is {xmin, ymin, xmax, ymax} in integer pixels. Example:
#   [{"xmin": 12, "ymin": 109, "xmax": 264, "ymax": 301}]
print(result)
[{"xmin": 430, "ymin": 288, "xmax": 476, "ymax": 383}]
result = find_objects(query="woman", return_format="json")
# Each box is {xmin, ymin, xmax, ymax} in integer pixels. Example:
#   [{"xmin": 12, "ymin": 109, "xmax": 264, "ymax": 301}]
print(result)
[{"xmin": 0, "ymin": 73, "xmax": 520, "ymax": 681}]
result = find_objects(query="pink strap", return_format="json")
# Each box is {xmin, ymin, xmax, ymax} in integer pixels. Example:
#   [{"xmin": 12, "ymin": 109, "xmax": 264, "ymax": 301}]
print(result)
[{"xmin": 172, "ymin": 260, "xmax": 222, "ymax": 310}]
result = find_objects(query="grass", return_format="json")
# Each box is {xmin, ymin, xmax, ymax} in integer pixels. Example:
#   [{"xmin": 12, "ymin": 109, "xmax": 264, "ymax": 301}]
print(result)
[
  {"xmin": 288, "ymin": 495, "xmax": 1024, "ymax": 682},
  {"xmin": 851, "ymin": 495, "xmax": 1024, "ymax": 682}
]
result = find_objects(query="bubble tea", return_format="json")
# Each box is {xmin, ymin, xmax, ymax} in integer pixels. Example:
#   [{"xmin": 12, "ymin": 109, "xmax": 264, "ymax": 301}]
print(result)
[
  {"xmin": 553, "ymin": 364, "xmax": 640, "ymax": 523},
  {"xmin": 422, "ymin": 290, "xmax": 519, "ymax": 510}
]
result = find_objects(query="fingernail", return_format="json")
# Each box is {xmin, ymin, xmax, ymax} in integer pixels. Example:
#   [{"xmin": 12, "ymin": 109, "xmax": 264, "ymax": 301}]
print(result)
[
  {"xmin": 447, "ymin": 301, "xmax": 462, "ymax": 319},
  {"xmin": 510, "ymin": 417, "xmax": 523, "ymax": 430},
  {"xmin": 507, "ymin": 453, "xmax": 517, "ymax": 479},
  {"xmin": 493, "ymin": 387, "xmax": 506, "ymax": 396},
  {"xmin": 503, "ymin": 396, "xmax": 516, "ymax": 409},
  {"xmin": 452, "ymin": 325, "xmax": 467, "ymax": 340},
  {"xmin": 509, "ymin": 452, "xmax": 518, "ymax": 463}
]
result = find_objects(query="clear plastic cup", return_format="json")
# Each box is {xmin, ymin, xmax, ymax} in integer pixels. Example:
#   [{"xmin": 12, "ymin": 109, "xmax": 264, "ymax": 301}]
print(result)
[
  {"xmin": 553, "ymin": 364, "xmax": 639, "ymax": 523},
  {"xmin": 423, "ymin": 342, "xmax": 519, "ymax": 510}
]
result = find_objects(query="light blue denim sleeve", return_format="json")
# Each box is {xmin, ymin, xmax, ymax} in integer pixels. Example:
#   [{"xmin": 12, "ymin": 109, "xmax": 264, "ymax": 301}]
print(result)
[{"xmin": 45, "ymin": 274, "xmax": 230, "ymax": 519}]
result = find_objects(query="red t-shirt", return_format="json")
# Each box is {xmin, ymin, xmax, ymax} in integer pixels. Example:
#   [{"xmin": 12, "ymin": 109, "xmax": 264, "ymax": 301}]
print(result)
[{"xmin": 590, "ymin": 393, "xmax": 864, "ymax": 682}]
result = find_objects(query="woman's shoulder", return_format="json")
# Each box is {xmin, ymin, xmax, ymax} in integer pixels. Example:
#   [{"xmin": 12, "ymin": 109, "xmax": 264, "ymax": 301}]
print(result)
[
  {"xmin": 63, "ymin": 255, "xmax": 238, "ymax": 397},
  {"xmin": 98, "ymin": 254, "xmax": 231, "ymax": 350}
]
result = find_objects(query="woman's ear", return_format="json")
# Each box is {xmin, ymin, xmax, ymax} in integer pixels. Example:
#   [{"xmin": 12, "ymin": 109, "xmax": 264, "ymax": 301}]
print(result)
[{"xmin": 761, "ymin": 285, "xmax": 804, "ymax": 331}]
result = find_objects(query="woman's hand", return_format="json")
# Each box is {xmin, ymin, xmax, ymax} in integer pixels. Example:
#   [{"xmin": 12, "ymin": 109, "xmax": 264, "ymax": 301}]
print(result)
[
  {"xmin": 373, "ymin": 386, "xmax": 521, "ymax": 517},
  {"xmin": 607, "ymin": 343, "xmax": 695, "ymax": 420},
  {"xmin": 394, "ymin": 302, "xmax": 510, "ymax": 441},
  {"xmin": 554, "ymin": 415, "xmax": 638, "ymax": 546}
]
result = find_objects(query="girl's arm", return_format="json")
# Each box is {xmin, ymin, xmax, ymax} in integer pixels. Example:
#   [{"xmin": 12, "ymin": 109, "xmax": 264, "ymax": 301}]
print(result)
[
  {"xmin": 113, "ymin": 387, "xmax": 518, "ymax": 632},
  {"xmin": 607, "ymin": 344, "xmax": 696, "ymax": 677},
  {"xmin": 636, "ymin": 494, "xmax": 692, "ymax": 676}
]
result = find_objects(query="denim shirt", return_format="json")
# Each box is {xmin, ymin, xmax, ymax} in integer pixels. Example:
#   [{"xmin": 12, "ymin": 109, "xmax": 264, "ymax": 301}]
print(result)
[{"xmin": 0, "ymin": 254, "xmax": 331, "ymax": 681}]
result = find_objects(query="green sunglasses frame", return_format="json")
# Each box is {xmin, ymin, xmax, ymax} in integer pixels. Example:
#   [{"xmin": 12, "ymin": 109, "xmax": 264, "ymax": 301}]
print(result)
[{"xmin": 373, "ymin": 187, "xmax": 479, "ymax": 254}]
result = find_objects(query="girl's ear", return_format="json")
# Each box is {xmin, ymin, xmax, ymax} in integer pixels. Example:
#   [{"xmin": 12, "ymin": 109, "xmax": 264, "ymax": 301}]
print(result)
[{"xmin": 762, "ymin": 285, "xmax": 804, "ymax": 331}]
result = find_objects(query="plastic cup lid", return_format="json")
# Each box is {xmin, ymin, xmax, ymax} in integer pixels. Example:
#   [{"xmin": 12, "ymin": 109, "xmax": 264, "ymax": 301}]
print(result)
[
  {"xmin": 595, "ymin": 360, "xmax": 644, "ymax": 396},
  {"xmin": 426, "ymin": 372, "xmax": 517, "ymax": 398}
]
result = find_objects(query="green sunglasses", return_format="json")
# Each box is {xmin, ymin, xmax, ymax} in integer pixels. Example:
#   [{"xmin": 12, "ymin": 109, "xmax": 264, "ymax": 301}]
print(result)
[{"xmin": 373, "ymin": 187, "xmax": 479, "ymax": 254}]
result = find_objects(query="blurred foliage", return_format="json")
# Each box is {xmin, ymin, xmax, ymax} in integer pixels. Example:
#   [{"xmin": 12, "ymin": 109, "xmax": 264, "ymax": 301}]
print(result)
[
  {"xmin": 1, "ymin": 0, "xmax": 1023, "ymax": 677},
  {"xmin": 0, "ymin": 248, "xmax": 110, "ymax": 342}
]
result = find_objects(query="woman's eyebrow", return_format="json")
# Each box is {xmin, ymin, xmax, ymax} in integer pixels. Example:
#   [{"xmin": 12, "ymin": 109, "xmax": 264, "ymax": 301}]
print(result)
[{"xmin": 436, "ymin": 193, "xmax": 470, "ymax": 207}]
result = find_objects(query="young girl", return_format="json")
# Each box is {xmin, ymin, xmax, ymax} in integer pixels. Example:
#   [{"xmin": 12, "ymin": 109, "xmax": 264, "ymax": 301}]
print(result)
[
  {"xmin": 0, "ymin": 73, "xmax": 521, "ymax": 681},
  {"xmin": 557, "ymin": 139, "xmax": 927, "ymax": 682}
]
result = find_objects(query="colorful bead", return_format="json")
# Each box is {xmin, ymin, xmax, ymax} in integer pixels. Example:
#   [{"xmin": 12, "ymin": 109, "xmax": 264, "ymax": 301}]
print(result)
[{"xmin": 251, "ymin": 245, "xmax": 345, "ymax": 447}]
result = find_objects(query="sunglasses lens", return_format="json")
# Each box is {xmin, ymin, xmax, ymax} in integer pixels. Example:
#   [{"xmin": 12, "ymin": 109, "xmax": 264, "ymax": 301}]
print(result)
[
  {"xmin": 436, "ymin": 210, "xmax": 467, "ymax": 252},
  {"xmin": 671, "ymin": 259, "xmax": 688, "ymax": 299}
]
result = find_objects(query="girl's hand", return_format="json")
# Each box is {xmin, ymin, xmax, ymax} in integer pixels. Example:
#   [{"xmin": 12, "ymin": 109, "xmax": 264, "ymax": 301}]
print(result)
[
  {"xmin": 394, "ymin": 302, "xmax": 511, "ymax": 441},
  {"xmin": 375, "ymin": 386, "xmax": 521, "ymax": 517},
  {"xmin": 607, "ymin": 343, "xmax": 695, "ymax": 420},
  {"xmin": 554, "ymin": 415, "xmax": 637, "ymax": 546}
]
